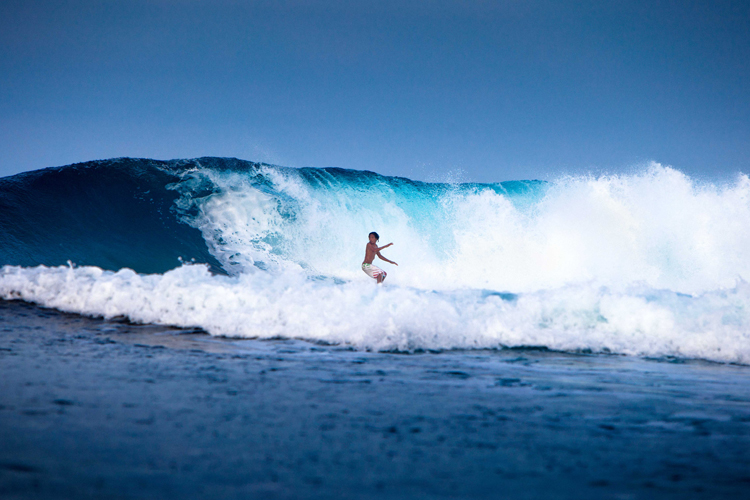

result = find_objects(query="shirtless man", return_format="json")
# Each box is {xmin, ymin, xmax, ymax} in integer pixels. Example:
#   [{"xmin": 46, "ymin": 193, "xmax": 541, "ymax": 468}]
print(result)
[{"xmin": 362, "ymin": 232, "xmax": 398, "ymax": 284}]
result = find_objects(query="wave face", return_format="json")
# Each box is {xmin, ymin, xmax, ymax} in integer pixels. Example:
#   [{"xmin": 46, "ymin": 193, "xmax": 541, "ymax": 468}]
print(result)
[
  {"xmin": 2, "ymin": 157, "xmax": 750, "ymax": 363},
  {"xmin": 0, "ymin": 158, "xmax": 224, "ymax": 274}
]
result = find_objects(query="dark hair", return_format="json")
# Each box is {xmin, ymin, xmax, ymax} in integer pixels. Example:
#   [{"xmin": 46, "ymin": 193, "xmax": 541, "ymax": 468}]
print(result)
[{"xmin": 369, "ymin": 231, "xmax": 380, "ymax": 241}]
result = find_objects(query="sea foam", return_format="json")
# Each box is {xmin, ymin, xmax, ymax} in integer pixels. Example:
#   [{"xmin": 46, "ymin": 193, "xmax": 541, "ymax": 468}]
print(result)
[{"xmin": 1, "ymin": 263, "xmax": 749, "ymax": 363}]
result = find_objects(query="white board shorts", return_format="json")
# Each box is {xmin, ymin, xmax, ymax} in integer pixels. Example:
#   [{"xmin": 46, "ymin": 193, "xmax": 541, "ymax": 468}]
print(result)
[{"xmin": 362, "ymin": 263, "xmax": 387, "ymax": 280}]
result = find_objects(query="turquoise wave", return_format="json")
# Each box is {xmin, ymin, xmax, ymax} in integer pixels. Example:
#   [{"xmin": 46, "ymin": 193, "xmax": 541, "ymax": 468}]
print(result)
[{"xmin": 0, "ymin": 157, "xmax": 544, "ymax": 276}]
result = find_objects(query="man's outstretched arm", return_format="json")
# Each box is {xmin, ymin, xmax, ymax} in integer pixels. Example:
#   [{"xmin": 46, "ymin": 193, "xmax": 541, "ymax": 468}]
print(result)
[{"xmin": 377, "ymin": 252, "xmax": 398, "ymax": 265}]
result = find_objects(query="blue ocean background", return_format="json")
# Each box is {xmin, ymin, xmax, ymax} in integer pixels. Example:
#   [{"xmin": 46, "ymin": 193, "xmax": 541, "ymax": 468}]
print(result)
[{"xmin": 1, "ymin": 157, "xmax": 749, "ymax": 363}]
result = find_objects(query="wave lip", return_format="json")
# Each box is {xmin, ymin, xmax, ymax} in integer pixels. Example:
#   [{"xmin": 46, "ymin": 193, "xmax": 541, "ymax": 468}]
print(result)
[{"xmin": 3, "ymin": 157, "xmax": 749, "ymax": 294}]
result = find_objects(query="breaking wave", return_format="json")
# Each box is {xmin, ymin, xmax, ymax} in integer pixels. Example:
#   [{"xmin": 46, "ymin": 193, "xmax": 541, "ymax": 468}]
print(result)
[{"xmin": 1, "ymin": 157, "xmax": 749, "ymax": 363}]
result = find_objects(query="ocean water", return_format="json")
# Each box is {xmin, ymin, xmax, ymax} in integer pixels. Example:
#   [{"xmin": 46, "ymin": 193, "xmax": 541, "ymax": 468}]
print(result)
[
  {"xmin": 1, "ymin": 157, "xmax": 750, "ymax": 364},
  {"xmin": 3, "ymin": 157, "xmax": 750, "ymax": 498}
]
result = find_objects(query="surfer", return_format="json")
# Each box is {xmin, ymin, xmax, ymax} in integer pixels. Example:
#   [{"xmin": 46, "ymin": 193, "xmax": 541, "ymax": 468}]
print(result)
[{"xmin": 362, "ymin": 232, "xmax": 397, "ymax": 284}]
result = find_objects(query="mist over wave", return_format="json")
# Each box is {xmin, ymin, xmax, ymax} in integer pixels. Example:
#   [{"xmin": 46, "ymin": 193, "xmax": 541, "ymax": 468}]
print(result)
[{"xmin": 1, "ymin": 157, "xmax": 749, "ymax": 362}]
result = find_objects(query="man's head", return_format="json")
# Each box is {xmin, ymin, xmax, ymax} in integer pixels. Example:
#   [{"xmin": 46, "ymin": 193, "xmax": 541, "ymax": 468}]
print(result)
[{"xmin": 368, "ymin": 232, "xmax": 379, "ymax": 243}]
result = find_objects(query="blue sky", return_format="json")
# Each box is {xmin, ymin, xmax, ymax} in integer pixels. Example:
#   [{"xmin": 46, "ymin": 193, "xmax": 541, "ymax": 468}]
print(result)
[{"xmin": 1, "ymin": 0, "xmax": 748, "ymax": 182}]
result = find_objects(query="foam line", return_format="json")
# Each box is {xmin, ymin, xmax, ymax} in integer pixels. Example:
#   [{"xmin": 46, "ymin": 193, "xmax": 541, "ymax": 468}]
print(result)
[{"xmin": 2, "ymin": 264, "xmax": 748, "ymax": 363}]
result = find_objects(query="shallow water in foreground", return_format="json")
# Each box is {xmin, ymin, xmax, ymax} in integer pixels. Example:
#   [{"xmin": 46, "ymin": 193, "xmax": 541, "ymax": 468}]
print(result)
[{"xmin": 1, "ymin": 299, "xmax": 750, "ymax": 499}]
